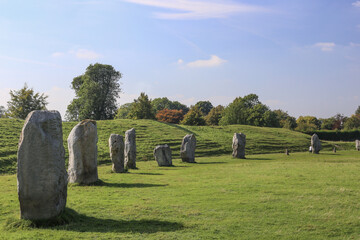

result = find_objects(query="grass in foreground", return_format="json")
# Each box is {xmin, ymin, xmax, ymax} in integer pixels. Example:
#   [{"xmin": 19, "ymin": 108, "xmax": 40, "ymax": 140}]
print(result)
[{"xmin": 1, "ymin": 151, "xmax": 360, "ymax": 239}]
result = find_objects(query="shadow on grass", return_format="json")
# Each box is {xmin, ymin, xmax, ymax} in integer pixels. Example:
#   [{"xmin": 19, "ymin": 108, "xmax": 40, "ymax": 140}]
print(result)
[
  {"xmin": 5, "ymin": 208, "xmax": 184, "ymax": 233},
  {"xmin": 132, "ymin": 172, "xmax": 164, "ymax": 176},
  {"xmin": 72, "ymin": 180, "xmax": 168, "ymax": 188},
  {"xmin": 244, "ymin": 157, "xmax": 273, "ymax": 161},
  {"xmin": 197, "ymin": 162, "xmax": 227, "ymax": 165}
]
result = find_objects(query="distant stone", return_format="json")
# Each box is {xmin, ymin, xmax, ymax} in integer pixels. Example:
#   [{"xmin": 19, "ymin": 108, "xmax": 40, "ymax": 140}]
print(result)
[
  {"xmin": 17, "ymin": 110, "xmax": 67, "ymax": 220},
  {"xmin": 125, "ymin": 128, "xmax": 136, "ymax": 169},
  {"xmin": 68, "ymin": 119, "xmax": 98, "ymax": 184},
  {"xmin": 180, "ymin": 134, "xmax": 196, "ymax": 163},
  {"xmin": 109, "ymin": 134, "xmax": 125, "ymax": 173},
  {"xmin": 285, "ymin": 149, "xmax": 289, "ymax": 155},
  {"xmin": 356, "ymin": 140, "xmax": 360, "ymax": 151},
  {"xmin": 154, "ymin": 144, "xmax": 172, "ymax": 166},
  {"xmin": 232, "ymin": 133, "xmax": 246, "ymax": 159},
  {"xmin": 333, "ymin": 147, "xmax": 336, "ymax": 153},
  {"xmin": 311, "ymin": 133, "xmax": 321, "ymax": 154}
]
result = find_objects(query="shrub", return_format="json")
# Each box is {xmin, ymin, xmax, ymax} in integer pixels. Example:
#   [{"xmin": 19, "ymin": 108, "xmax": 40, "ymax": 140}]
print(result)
[
  {"xmin": 181, "ymin": 106, "xmax": 206, "ymax": 126},
  {"xmin": 156, "ymin": 109, "xmax": 184, "ymax": 124}
]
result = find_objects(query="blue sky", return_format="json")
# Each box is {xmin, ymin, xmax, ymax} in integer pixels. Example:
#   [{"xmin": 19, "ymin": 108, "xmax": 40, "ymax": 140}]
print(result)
[{"xmin": 0, "ymin": 0, "xmax": 359, "ymax": 119}]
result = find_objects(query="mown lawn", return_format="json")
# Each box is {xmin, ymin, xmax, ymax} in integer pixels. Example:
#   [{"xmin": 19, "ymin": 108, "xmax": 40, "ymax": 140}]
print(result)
[{"xmin": 1, "ymin": 151, "xmax": 360, "ymax": 239}]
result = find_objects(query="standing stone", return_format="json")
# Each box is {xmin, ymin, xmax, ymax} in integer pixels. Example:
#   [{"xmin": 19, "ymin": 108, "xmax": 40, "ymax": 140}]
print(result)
[
  {"xmin": 17, "ymin": 110, "xmax": 67, "ymax": 220},
  {"xmin": 356, "ymin": 140, "xmax": 360, "ymax": 151},
  {"xmin": 285, "ymin": 149, "xmax": 289, "ymax": 155},
  {"xmin": 109, "ymin": 134, "xmax": 125, "ymax": 173},
  {"xmin": 154, "ymin": 144, "xmax": 172, "ymax": 166},
  {"xmin": 180, "ymin": 134, "xmax": 196, "ymax": 163},
  {"xmin": 232, "ymin": 133, "xmax": 246, "ymax": 159},
  {"xmin": 125, "ymin": 128, "xmax": 136, "ymax": 169},
  {"xmin": 68, "ymin": 120, "xmax": 98, "ymax": 184},
  {"xmin": 311, "ymin": 133, "xmax": 321, "ymax": 154},
  {"xmin": 333, "ymin": 147, "xmax": 337, "ymax": 153}
]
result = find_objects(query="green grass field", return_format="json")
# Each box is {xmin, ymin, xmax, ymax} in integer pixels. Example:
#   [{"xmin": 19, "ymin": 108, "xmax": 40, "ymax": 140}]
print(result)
[
  {"xmin": 1, "ymin": 151, "xmax": 360, "ymax": 239},
  {"xmin": 0, "ymin": 118, "xmax": 354, "ymax": 174}
]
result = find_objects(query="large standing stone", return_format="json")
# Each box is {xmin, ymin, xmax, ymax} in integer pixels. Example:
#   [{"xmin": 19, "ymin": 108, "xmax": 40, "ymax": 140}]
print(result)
[
  {"xmin": 180, "ymin": 134, "xmax": 196, "ymax": 163},
  {"xmin": 154, "ymin": 145, "xmax": 172, "ymax": 166},
  {"xmin": 17, "ymin": 110, "xmax": 67, "ymax": 220},
  {"xmin": 109, "ymin": 134, "xmax": 125, "ymax": 173},
  {"xmin": 311, "ymin": 133, "xmax": 321, "ymax": 154},
  {"xmin": 125, "ymin": 128, "xmax": 136, "ymax": 169},
  {"xmin": 68, "ymin": 120, "xmax": 98, "ymax": 184},
  {"xmin": 232, "ymin": 133, "xmax": 246, "ymax": 159},
  {"xmin": 356, "ymin": 140, "xmax": 360, "ymax": 151}
]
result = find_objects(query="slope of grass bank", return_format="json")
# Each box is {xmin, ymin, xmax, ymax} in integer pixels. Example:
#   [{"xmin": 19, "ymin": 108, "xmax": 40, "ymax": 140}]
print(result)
[
  {"xmin": 1, "ymin": 151, "xmax": 360, "ymax": 239},
  {"xmin": 0, "ymin": 118, "xmax": 354, "ymax": 174}
]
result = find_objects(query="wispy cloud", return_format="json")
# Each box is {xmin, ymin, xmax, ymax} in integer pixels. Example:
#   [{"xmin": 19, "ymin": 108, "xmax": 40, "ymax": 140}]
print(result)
[
  {"xmin": 352, "ymin": 1, "xmax": 360, "ymax": 7},
  {"xmin": 0, "ymin": 55, "xmax": 61, "ymax": 67},
  {"xmin": 52, "ymin": 49, "xmax": 101, "ymax": 60},
  {"xmin": 314, "ymin": 42, "xmax": 336, "ymax": 52},
  {"xmin": 123, "ymin": 0, "xmax": 269, "ymax": 20},
  {"xmin": 180, "ymin": 55, "xmax": 227, "ymax": 68},
  {"xmin": 350, "ymin": 42, "xmax": 360, "ymax": 47}
]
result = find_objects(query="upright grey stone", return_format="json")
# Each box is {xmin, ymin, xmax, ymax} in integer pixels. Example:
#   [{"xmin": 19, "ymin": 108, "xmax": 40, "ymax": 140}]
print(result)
[
  {"xmin": 109, "ymin": 134, "xmax": 125, "ymax": 173},
  {"xmin": 311, "ymin": 133, "xmax": 321, "ymax": 154},
  {"xmin": 356, "ymin": 140, "xmax": 360, "ymax": 151},
  {"xmin": 232, "ymin": 133, "xmax": 246, "ymax": 159},
  {"xmin": 125, "ymin": 128, "xmax": 136, "ymax": 169},
  {"xmin": 154, "ymin": 144, "xmax": 172, "ymax": 166},
  {"xmin": 17, "ymin": 110, "xmax": 67, "ymax": 220},
  {"xmin": 68, "ymin": 120, "xmax": 98, "ymax": 184},
  {"xmin": 180, "ymin": 134, "xmax": 196, "ymax": 163}
]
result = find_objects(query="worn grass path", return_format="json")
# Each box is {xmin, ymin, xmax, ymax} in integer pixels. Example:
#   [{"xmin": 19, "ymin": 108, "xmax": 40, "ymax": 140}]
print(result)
[{"xmin": 1, "ymin": 151, "xmax": 360, "ymax": 239}]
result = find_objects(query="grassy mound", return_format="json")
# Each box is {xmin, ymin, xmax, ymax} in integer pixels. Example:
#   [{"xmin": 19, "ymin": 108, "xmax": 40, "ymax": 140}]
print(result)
[
  {"xmin": 0, "ymin": 118, "xmax": 354, "ymax": 174},
  {"xmin": 1, "ymin": 151, "xmax": 360, "ymax": 239}
]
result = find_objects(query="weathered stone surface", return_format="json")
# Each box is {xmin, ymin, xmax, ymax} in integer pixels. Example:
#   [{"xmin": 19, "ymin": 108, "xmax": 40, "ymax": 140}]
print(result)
[
  {"xmin": 68, "ymin": 120, "xmax": 98, "ymax": 184},
  {"xmin": 356, "ymin": 140, "xmax": 360, "ymax": 151},
  {"xmin": 109, "ymin": 134, "xmax": 125, "ymax": 173},
  {"xmin": 125, "ymin": 128, "xmax": 136, "ymax": 169},
  {"xmin": 180, "ymin": 134, "xmax": 196, "ymax": 163},
  {"xmin": 154, "ymin": 144, "xmax": 172, "ymax": 166},
  {"xmin": 232, "ymin": 133, "xmax": 246, "ymax": 159},
  {"xmin": 311, "ymin": 133, "xmax": 321, "ymax": 154},
  {"xmin": 17, "ymin": 110, "xmax": 67, "ymax": 220},
  {"xmin": 285, "ymin": 149, "xmax": 289, "ymax": 155}
]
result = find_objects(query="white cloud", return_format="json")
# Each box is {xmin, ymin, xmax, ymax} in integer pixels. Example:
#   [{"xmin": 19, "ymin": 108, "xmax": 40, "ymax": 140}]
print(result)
[
  {"xmin": 122, "ymin": 0, "xmax": 269, "ymax": 20},
  {"xmin": 187, "ymin": 55, "xmax": 227, "ymax": 68},
  {"xmin": 177, "ymin": 59, "xmax": 184, "ymax": 64},
  {"xmin": 51, "ymin": 52, "xmax": 65, "ymax": 58},
  {"xmin": 314, "ymin": 42, "xmax": 336, "ymax": 52},
  {"xmin": 352, "ymin": 1, "xmax": 360, "ymax": 7},
  {"xmin": 350, "ymin": 42, "xmax": 360, "ymax": 47},
  {"xmin": 75, "ymin": 49, "xmax": 101, "ymax": 60}
]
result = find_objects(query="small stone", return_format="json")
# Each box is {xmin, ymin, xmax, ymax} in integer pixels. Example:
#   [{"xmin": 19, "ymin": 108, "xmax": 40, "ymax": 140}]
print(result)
[
  {"xmin": 109, "ymin": 134, "xmax": 125, "ymax": 173},
  {"xmin": 311, "ymin": 134, "xmax": 321, "ymax": 154},
  {"xmin": 154, "ymin": 144, "xmax": 172, "ymax": 166},
  {"xmin": 67, "ymin": 119, "xmax": 98, "ymax": 184},
  {"xmin": 125, "ymin": 128, "xmax": 136, "ymax": 169},
  {"xmin": 333, "ymin": 147, "xmax": 336, "ymax": 153},
  {"xmin": 17, "ymin": 110, "xmax": 67, "ymax": 220},
  {"xmin": 180, "ymin": 134, "xmax": 196, "ymax": 163},
  {"xmin": 285, "ymin": 149, "xmax": 289, "ymax": 155},
  {"xmin": 232, "ymin": 133, "xmax": 246, "ymax": 159},
  {"xmin": 356, "ymin": 140, "xmax": 360, "ymax": 151}
]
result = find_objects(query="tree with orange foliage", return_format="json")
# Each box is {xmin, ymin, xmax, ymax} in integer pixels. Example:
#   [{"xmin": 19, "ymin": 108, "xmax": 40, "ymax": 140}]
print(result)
[{"xmin": 156, "ymin": 109, "xmax": 184, "ymax": 124}]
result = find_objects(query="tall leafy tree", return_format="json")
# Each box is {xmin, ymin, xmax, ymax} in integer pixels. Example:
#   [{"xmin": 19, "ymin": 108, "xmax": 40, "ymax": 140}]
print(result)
[
  {"xmin": 128, "ymin": 92, "xmax": 155, "ymax": 119},
  {"xmin": 0, "ymin": 106, "xmax": 6, "ymax": 118},
  {"xmin": 205, "ymin": 105, "xmax": 224, "ymax": 126},
  {"xmin": 295, "ymin": 116, "xmax": 321, "ymax": 132},
  {"xmin": 194, "ymin": 101, "xmax": 213, "ymax": 116},
  {"xmin": 114, "ymin": 103, "xmax": 133, "ymax": 119},
  {"xmin": 356, "ymin": 106, "xmax": 360, "ymax": 115},
  {"xmin": 273, "ymin": 109, "xmax": 297, "ymax": 130},
  {"xmin": 66, "ymin": 63, "xmax": 122, "ymax": 121},
  {"xmin": 152, "ymin": 97, "xmax": 189, "ymax": 114},
  {"xmin": 181, "ymin": 106, "xmax": 206, "ymax": 126},
  {"xmin": 7, "ymin": 84, "xmax": 48, "ymax": 119}
]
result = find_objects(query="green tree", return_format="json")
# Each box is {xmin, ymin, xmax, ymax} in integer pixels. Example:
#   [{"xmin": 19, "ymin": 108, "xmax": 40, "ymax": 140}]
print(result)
[
  {"xmin": 7, "ymin": 84, "xmax": 48, "ymax": 119},
  {"xmin": 295, "ymin": 116, "xmax": 321, "ymax": 132},
  {"xmin": 273, "ymin": 109, "xmax": 297, "ymax": 130},
  {"xmin": 152, "ymin": 97, "xmax": 189, "ymax": 114},
  {"xmin": 355, "ymin": 106, "xmax": 360, "ymax": 115},
  {"xmin": 114, "ymin": 103, "xmax": 133, "ymax": 119},
  {"xmin": 0, "ymin": 106, "xmax": 6, "ymax": 118},
  {"xmin": 320, "ymin": 117, "xmax": 335, "ymax": 130},
  {"xmin": 66, "ymin": 63, "xmax": 122, "ymax": 121},
  {"xmin": 194, "ymin": 101, "xmax": 213, "ymax": 116},
  {"xmin": 128, "ymin": 92, "xmax": 155, "ymax": 119},
  {"xmin": 181, "ymin": 106, "xmax": 206, "ymax": 126},
  {"xmin": 205, "ymin": 105, "xmax": 224, "ymax": 125},
  {"xmin": 344, "ymin": 114, "xmax": 360, "ymax": 130}
]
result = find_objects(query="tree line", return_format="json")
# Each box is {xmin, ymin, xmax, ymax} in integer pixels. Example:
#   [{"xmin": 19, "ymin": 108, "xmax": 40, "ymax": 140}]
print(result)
[{"xmin": 1, "ymin": 63, "xmax": 360, "ymax": 131}]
